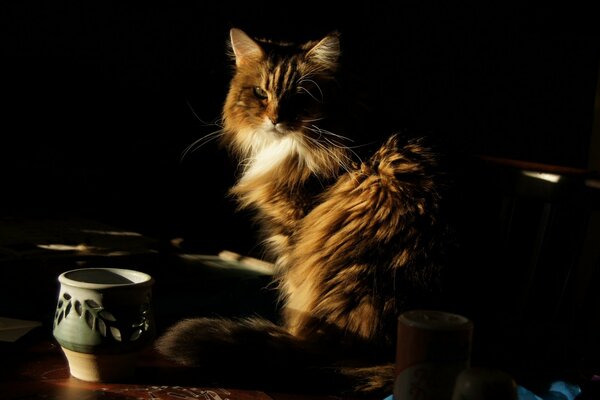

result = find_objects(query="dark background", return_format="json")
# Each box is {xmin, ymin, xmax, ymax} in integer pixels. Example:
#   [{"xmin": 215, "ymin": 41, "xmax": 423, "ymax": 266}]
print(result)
[
  {"xmin": 2, "ymin": 2, "xmax": 599, "ymax": 253},
  {"xmin": 2, "ymin": 1, "xmax": 600, "ymax": 391}
]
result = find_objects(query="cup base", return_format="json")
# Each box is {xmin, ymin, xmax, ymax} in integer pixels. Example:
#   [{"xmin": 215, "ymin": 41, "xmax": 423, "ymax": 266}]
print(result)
[{"xmin": 61, "ymin": 347, "xmax": 138, "ymax": 382}]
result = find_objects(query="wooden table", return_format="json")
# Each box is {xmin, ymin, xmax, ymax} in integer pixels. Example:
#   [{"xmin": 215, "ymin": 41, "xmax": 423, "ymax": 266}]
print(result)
[{"xmin": 0, "ymin": 334, "xmax": 361, "ymax": 400}]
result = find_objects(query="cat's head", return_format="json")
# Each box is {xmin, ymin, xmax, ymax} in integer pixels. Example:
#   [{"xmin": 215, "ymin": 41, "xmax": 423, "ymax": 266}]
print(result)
[{"xmin": 222, "ymin": 28, "xmax": 349, "ymax": 178}]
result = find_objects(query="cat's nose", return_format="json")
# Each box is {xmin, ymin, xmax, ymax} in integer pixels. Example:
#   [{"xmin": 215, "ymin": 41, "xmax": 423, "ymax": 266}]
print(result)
[{"xmin": 269, "ymin": 116, "xmax": 279, "ymax": 125}]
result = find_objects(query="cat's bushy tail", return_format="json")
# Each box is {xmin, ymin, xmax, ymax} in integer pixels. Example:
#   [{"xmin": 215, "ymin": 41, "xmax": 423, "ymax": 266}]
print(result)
[
  {"xmin": 155, "ymin": 316, "xmax": 395, "ymax": 394},
  {"xmin": 155, "ymin": 316, "xmax": 310, "ymax": 368}
]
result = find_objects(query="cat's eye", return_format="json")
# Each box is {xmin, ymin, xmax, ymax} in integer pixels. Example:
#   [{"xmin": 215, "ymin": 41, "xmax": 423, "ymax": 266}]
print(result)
[{"xmin": 253, "ymin": 87, "xmax": 268, "ymax": 99}]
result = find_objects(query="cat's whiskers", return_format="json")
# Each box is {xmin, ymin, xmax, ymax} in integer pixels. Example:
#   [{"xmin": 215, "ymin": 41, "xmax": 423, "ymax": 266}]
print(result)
[
  {"xmin": 310, "ymin": 125, "xmax": 354, "ymax": 143},
  {"xmin": 322, "ymin": 136, "xmax": 365, "ymax": 168},
  {"xmin": 186, "ymin": 100, "xmax": 224, "ymax": 128},
  {"xmin": 307, "ymin": 125, "xmax": 365, "ymax": 167},
  {"xmin": 299, "ymin": 117, "xmax": 325, "ymax": 123},
  {"xmin": 305, "ymin": 125, "xmax": 357, "ymax": 156},
  {"xmin": 180, "ymin": 128, "xmax": 224, "ymax": 162},
  {"xmin": 181, "ymin": 100, "xmax": 227, "ymax": 161},
  {"xmin": 297, "ymin": 86, "xmax": 323, "ymax": 103},
  {"xmin": 297, "ymin": 78, "xmax": 324, "ymax": 102},
  {"xmin": 303, "ymin": 134, "xmax": 353, "ymax": 179}
]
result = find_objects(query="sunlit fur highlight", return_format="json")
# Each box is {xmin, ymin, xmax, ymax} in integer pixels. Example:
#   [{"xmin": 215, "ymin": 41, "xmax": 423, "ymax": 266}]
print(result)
[{"xmin": 157, "ymin": 29, "xmax": 446, "ymax": 394}]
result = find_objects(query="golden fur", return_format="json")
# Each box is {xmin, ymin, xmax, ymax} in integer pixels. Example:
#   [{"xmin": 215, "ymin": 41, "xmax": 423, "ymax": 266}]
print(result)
[{"xmin": 156, "ymin": 28, "xmax": 447, "ymax": 394}]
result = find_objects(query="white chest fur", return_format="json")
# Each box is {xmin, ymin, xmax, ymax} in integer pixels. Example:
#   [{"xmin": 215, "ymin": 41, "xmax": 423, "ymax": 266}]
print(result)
[{"xmin": 242, "ymin": 136, "xmax": 299, "ymax": 181}]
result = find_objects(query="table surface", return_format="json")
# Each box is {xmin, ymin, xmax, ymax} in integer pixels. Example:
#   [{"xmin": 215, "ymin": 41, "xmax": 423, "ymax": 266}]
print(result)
[{"xmin": 0, "ymin": 333, "xmax": 363, "ymax": 400}]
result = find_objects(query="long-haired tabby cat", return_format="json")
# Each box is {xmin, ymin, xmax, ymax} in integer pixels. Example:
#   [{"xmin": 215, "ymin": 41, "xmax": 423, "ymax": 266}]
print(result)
[{"xmin": 157, "ymin": 28, "xmax": 450, "ymax": 394}]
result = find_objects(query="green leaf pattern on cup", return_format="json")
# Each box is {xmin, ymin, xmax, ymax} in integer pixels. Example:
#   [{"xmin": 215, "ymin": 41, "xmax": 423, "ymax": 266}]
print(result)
[{"xmin": 54, "ymin": 292, "xmax": 152, "ymax": 343}]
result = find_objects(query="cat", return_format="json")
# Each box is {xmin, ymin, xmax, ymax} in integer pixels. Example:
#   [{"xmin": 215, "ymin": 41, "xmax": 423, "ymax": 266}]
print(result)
[{"xmin": 156, "ymin": 28, "xmax": 450, "ymax": 394}]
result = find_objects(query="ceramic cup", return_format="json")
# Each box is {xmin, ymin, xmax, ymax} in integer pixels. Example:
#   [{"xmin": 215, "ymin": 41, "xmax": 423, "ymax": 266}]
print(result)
[{"xmin": 52, "ymin": 268, "xmax": 155, "ymax": 382}]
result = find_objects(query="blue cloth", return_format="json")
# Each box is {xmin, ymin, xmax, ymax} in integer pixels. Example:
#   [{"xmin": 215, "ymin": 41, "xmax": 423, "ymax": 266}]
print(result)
[
  {"xmin": 518, "ymin": 381, "xmax": 581, "ymax": 400},
  {"xmin": 383, "ymin": 380, "xmax": 581, "ymax": 400}
]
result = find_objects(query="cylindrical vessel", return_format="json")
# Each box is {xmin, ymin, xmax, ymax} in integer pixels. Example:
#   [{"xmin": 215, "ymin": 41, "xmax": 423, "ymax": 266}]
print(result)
[
  {"xmin": 393, "ymin": 310, "xmax": 473, "ymax": 400},
  {"xmin": 52, "ymin": 268, "xmax": 155, "ymax": 382}
]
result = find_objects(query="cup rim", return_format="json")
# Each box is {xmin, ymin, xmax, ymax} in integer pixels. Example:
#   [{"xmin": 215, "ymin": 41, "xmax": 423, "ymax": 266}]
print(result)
[
  {"xmin": 58, "ymin": 268, "xmax": 154, "ymax": 290},
  {"xmin": 398, "ymin": 309, "xmax": 473, "ymax": 331}
]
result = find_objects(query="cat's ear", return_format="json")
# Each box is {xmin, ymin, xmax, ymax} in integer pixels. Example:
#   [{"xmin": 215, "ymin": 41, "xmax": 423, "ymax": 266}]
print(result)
[
  {"xmin": 306, "ymin": 32, "xmax": 340, "ymax": 71},
  {"xmin": 229, "ymin": 28, "xmax": 264, "ymax": 67}
]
